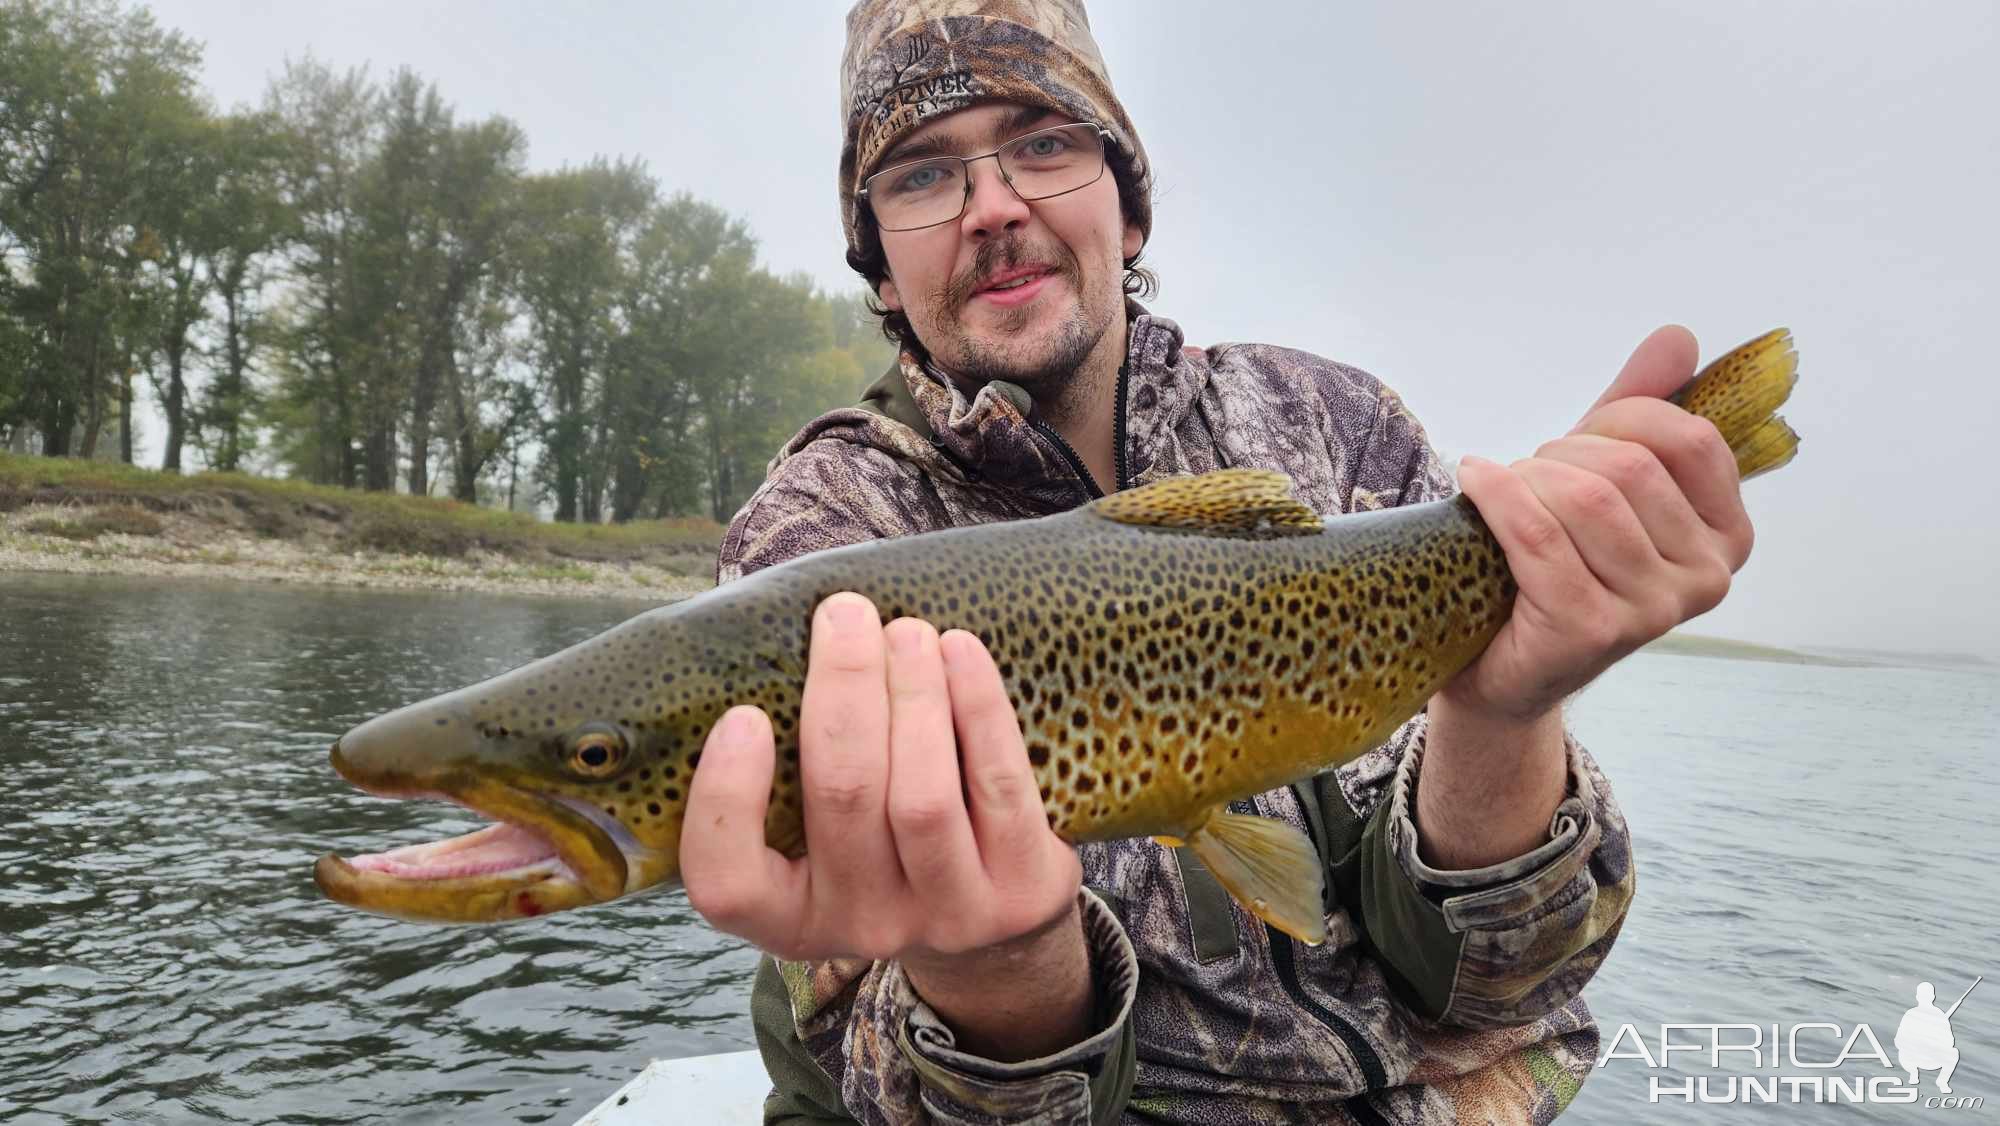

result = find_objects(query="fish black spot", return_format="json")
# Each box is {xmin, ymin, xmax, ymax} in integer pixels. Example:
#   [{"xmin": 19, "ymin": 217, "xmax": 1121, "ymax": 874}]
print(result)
[
  {"xmin": 664, "ymin": 787, "xmax": 680, "ymax": 801},
  {"xmin": 648, "ymin": 802, "xmax": 662, "ymax": 816}
]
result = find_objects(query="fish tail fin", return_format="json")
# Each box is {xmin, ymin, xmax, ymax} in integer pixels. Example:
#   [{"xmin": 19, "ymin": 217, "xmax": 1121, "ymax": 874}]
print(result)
[
  {"xmin": 1669, "ymin": 327, "xmax": 1802, "ymax": 479},
  {"xmin": 1731, "ymin": 415, "xmax": 1801, "ymax": 481},
  {"xmin": 1185, "ymin": 809, "xmax": 1327, "ymax": 946}
]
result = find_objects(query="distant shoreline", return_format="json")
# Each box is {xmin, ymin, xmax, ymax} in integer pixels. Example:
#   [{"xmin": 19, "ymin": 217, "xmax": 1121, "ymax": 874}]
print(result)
[
  {"xmin": 0, "ymin": 454, "xmax": 719, "ymax": 603},
  {"xmin": 1637, "ymin": 632, "xmax": 1868, "ymax": 667},
  {"xmin": 0, "ymin": 532, "xmax": 709, "ymax": 602}
]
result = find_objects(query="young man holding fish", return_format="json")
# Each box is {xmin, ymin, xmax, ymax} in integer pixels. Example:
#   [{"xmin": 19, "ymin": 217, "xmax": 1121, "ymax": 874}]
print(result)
[{"xmin": 689, "ymin": 2, "xmax": 1756, "ymax": 1121}]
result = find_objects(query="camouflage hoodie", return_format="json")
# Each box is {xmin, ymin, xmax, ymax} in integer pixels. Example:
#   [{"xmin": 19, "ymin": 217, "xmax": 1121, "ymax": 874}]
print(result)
[{"xmin": 718, "ymin": 308, "xmax": 1635, "ymax": 1125}]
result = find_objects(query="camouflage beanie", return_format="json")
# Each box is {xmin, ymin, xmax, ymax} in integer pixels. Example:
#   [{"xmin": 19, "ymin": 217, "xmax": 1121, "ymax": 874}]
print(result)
[{"xmin": 839, "ymin": 0, "xmax": 1151, "ymax": 262}]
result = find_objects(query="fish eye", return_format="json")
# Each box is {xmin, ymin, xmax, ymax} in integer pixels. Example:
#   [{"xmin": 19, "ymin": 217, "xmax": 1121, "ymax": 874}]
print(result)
[{"xmin": 563, "ymin": 724, "xmax": 628, "ymax": 779}]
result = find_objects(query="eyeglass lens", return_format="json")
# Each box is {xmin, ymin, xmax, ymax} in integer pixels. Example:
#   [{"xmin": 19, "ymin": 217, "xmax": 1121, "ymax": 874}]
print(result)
[{"xmin": 866, "ymin": 124, "xmax": 1106, "ymax": 232}]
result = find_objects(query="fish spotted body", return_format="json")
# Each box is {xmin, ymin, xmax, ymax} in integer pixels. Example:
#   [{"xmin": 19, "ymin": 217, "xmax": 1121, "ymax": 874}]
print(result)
[{"xmin": 317, "ymin": 329, "xmax": 1801, "ymax": 942}]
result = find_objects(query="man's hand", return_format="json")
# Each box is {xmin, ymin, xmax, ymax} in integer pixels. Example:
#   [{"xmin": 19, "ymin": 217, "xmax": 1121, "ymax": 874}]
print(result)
[
  {"xmin": 1449, "ymin": 325, "xmax": 1755, "ymax": 722},
  {"xmin": 1417, "ymin": 326, "xmax": 1754, "ymax": 869},
  {"xmin": 681, "ymin": 591, "xmax": 1091, "ymax": 1060}
]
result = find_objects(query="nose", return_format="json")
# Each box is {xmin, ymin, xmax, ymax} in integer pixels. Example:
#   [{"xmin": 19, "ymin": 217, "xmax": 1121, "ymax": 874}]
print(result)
[{"xmin": 958, "ymin": 154, "xmax": 1029, "ymax": 240}]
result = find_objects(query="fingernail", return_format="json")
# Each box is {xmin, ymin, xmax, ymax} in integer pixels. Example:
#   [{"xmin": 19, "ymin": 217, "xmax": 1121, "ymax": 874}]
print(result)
[
  {"xmin": 714, "ymin": 706, "xmax": 757, "ymax": 745},
  {"xmin": 888, "ymin": 622, "xmax": 925, "ymax": 658},
  {"xmin": 821, "ymin": 593, "xmax": 872, "ymax": 632}
]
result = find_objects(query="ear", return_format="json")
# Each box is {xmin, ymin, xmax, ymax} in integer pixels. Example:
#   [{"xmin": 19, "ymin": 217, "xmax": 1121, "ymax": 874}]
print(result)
[
  {"xmin": 1122, "ymin": 218, "xmax": 1143, "ymax": 263},
  {"xmin": 878, "ymin": 274, "xmax": 903, "ymax": 312}
]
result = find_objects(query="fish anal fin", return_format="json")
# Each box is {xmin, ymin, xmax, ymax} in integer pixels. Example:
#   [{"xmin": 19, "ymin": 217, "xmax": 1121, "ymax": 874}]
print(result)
[
  {"xmin": 1091, "ymin": 469, "xmax": 1321, "ymax": 538},
  {"xmin": 1185, "ymin": 808, "xmax": 1328, "ymax": 946}
]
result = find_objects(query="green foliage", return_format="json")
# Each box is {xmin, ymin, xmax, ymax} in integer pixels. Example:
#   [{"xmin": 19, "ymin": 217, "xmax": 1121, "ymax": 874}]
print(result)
[
  {"xmin": 3, "ymin": 0, "xmax": 890, "ymax": 536},
  {"xmin": 0, "ymin": 0, "xmax": 206, "ymax": 457}
]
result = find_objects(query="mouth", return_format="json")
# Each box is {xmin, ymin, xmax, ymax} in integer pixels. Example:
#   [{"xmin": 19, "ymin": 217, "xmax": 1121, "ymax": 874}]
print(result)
[
  {"xmin": 972, "ymin": 264, "xmax": 1058, "ymax": 307},
  {"xmin": 314, "ymin": 743, "xmax": 633, "ymax": 924}
]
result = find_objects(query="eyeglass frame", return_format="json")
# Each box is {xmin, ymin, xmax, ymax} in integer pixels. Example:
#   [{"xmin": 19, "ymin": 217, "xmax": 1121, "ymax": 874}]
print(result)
[{"xmin": 857, "ymin": 121, "xmax": 1116, "ymax": 233}]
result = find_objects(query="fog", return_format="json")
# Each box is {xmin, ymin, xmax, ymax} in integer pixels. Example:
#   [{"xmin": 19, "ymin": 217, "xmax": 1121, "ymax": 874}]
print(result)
[{"xmin": 142, "ymin": 0, "xmax": 2000, "ymax": 658}]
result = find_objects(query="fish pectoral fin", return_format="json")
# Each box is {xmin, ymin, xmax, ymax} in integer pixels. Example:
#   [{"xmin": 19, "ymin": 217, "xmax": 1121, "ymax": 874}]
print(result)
[
  {"xmin": 1089, "ymin": 468, "xmax": 1321, "ymax": 538},
  {"xmin": 1186, "ymin": 809, "xmax": 1328, "ymax": 946}
]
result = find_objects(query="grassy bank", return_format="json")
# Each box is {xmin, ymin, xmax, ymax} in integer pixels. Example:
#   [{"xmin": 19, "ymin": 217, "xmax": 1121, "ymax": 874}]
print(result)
[{"xmin": 0, "ymin": 452, "xmax": 723, "ymax": 599}]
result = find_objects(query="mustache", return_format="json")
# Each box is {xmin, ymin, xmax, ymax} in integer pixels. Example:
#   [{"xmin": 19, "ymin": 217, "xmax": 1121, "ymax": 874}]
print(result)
[{"xmin": 932, "ymin": 238, "xmax": 1076, "ymax": 310}]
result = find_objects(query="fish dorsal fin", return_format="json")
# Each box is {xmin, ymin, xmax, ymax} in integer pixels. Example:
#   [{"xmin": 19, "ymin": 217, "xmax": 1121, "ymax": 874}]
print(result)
[{"xmin": 1090, "ymin": 469, "xmax": 1321, "ymax": 538}]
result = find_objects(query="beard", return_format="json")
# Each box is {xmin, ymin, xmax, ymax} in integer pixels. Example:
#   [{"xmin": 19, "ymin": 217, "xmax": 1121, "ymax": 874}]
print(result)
[{"xmin": 918, "ymin": 236, "xmax": 1116, "ymax": 423}]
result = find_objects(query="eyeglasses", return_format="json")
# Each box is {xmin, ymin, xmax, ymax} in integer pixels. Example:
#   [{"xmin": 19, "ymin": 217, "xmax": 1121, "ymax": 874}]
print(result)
[{"xmin": 859, "ymin": 122, "xmax": 1112, "ymax": 233}]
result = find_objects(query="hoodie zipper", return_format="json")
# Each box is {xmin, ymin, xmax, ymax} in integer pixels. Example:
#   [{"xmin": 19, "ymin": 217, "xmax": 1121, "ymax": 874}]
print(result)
[
  {"xmin": 1029, "ymin": 360, "xmax": 1131, "ymax": 499},
  {"xmin": 1112, "ymin": 358, "xmax": 1131, "ymax": 490}
]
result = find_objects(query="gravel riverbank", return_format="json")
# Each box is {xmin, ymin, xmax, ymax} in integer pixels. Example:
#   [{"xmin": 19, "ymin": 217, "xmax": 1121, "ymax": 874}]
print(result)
[{"xmin": 0, "ymin": 499, "xmax": 713, "ymax": 602}]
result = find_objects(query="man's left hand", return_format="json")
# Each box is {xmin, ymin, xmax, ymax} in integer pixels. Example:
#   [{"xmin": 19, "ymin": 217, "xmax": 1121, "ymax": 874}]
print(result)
[{"xmin": 1447, "ymin": 325, "xmax": 1757, "ymax": 724}]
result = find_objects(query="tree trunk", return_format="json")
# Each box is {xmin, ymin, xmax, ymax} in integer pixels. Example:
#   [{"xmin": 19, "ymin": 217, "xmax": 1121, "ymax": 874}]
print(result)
[
  {"xmin": 331, "ymin": 366, "xmax": 359, "ymax": 488},
  {"xmin": 162, "ymin": 337, "xmax": 188, "ymax": 472},
  {"xmin": 213, "ymin": 282, "xmax": 247, "ymax": 472},
  {"xmin": 79, "ymin": 341, "xmax": 104, "ymax": 460},
  {"xmin": 446, "ymin": 355, "xmax": 480, "ymax": 503},
  {"xmin": 119, "ymin": 369, "xmax": 133, "ymax": 464},
  {"xmin": 363, "ymin": 418, "xmax": 395, "ymax": 491},
  {"xmin": 408, "ymin": 397, "xmax": 433, "ymax": 496},
  {"xmin": 553, "ymin": 362, "xmax": 583, "ymax": 522},
  {"xmin": 707, "ymin": 418, "xmax": 732, "ymax": 523}
]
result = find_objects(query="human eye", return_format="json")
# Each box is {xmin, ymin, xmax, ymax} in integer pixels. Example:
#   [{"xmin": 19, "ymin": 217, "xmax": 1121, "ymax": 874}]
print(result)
[
  {"xmin": 1014, "ymin": 132, "xmax": 1072, "ymax": 161},
  {"xmin": 887, "ymin": 160, "xmax": 957, "ymax": 196}
]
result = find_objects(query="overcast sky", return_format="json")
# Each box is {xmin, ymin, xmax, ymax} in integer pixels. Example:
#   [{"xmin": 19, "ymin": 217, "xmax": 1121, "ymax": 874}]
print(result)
[{"xmin": 137, "ymin": 0, "xmax": 1998, "ymax": 659}]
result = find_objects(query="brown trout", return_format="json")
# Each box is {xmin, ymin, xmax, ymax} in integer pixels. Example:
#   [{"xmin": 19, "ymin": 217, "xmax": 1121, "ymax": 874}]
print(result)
[{"xmin": 316, "ymin": 329, "xmax": 1800, "ymax": 943}]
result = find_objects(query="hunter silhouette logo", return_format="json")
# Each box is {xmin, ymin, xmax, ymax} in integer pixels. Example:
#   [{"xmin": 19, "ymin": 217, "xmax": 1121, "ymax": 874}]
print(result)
[
  {"xmin": 1597, "ymin": 972, "xmax": 1985, "ymax": 1109},
  {"xmin": 1897, "ymin": 977, "xmax": 1980, "ymax": 1094}
]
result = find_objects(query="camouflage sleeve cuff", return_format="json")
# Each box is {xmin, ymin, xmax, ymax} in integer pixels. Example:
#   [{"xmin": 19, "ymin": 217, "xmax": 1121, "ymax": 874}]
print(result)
[
  {"xmin": 891, "ymin": 889, "xmax": 1139, "ymax": 1125},
  {"xmin": 1359, "ymin": 723, "xmax": 1635, "ymax": 1029},
  {"xmin": 1383, "ymin": 727, "xmax": 1600, "ymax": 921}
]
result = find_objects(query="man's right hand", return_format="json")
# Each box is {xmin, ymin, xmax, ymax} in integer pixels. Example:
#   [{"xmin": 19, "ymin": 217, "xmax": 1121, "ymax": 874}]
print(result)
[{"xmin": 681, "ymin": 591, "xmax": 1093, "ymax": 1059}]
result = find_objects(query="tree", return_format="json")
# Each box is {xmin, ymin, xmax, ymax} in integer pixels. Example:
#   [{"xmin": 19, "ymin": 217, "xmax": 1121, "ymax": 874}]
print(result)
[
  {"xmin": 263, "ymin": 56, "xmax": 375, "ymax": 486},
  {"xmin": 402, "ymin": 112, "xmax": 525, "ymax": 496},
  {"xmin": 0, "ymin": 0, "xmax": 204, "ymax": 458},
  {"xmin": 196, "ymin": 110, "xmax": 291, "ymax": 472},
  {"xmin": 514, "ymin": 159, "xmax": 652, "ymax": 522}
]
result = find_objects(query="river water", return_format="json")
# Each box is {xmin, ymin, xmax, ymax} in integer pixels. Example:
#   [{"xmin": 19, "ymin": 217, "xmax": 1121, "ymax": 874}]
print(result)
[{"xmin": 0, "ymin": 574, "xmax": 1993, "ymax": 1123}]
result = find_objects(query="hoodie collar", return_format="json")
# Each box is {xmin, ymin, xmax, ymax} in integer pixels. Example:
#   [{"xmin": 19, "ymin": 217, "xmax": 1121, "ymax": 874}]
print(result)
[{"xmin": 836, "ymin": 304, "xmax": 1203, "ymax": 503}]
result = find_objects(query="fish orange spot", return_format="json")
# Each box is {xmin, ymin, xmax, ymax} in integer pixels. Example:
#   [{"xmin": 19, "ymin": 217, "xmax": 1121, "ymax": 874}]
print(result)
[{"xmin": 516, "ymin": 893, "xmax": 542, "ymax": 917}]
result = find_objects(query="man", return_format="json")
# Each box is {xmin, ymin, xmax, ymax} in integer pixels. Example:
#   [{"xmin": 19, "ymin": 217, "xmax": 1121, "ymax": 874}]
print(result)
[{"xmin": 680, "ymin": 2, "xmax": 1754, "ymax": 1122}]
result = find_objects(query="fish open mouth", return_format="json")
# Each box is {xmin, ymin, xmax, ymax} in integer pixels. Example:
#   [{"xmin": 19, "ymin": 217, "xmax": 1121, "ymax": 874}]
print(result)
[
  {"xmin": 341, "ymin": 820, "xmax": 569, "ymax": 882},
  {"xmin": 315, "ymin": 741, "xmax": 632, "ymax": 923}
]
